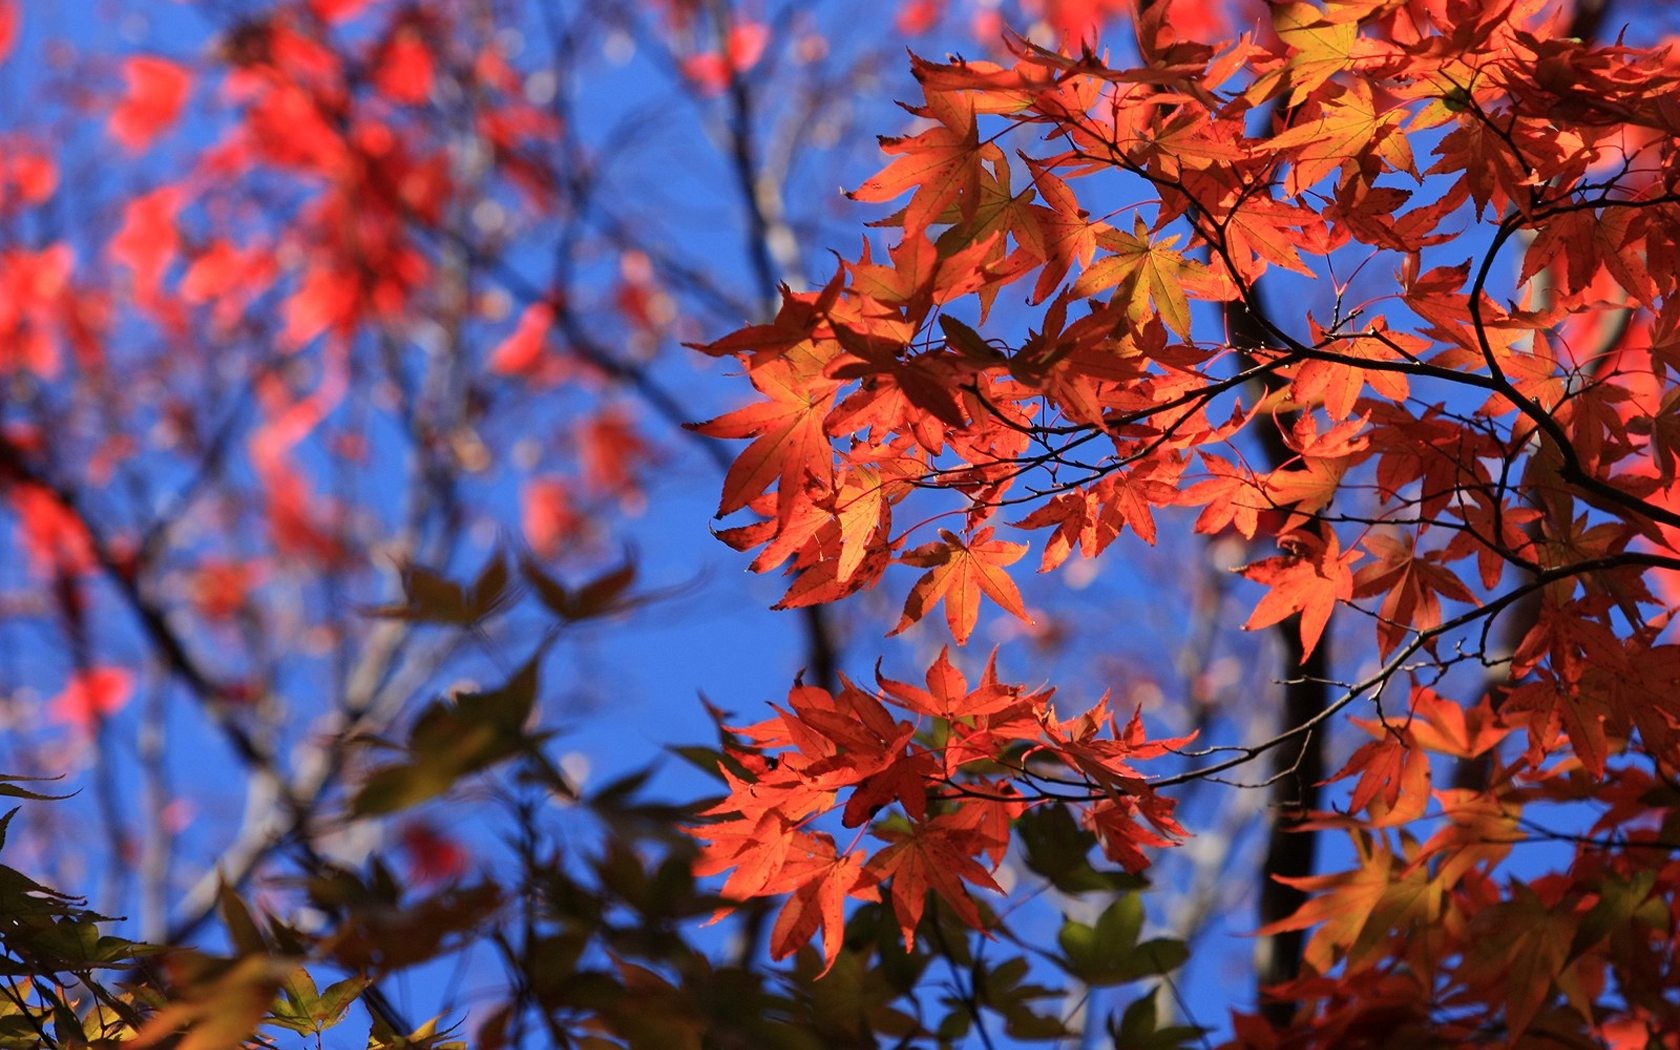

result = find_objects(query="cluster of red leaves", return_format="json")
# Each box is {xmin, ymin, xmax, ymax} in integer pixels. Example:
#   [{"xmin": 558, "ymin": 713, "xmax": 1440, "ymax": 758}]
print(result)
[
  {"xmin": 1, "ymin": 0, "xmax": 654, "ymax": 769},
  {"xmin": 692, "ymin": 650, "xmax": 1186, "ymax": 971},
  {"xmin": 695, "ymin": 0, "xmax": 1680, "ymax": 1040}
]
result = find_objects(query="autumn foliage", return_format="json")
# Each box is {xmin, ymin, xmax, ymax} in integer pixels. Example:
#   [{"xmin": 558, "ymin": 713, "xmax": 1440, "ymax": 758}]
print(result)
[
  {"xmin": 691, "ymin": 0, "xmax": 1680, "ymax": 1044},
  {"xmin": 5, "ymin": 0, "xmax": 1680, "ymax": 1046}
]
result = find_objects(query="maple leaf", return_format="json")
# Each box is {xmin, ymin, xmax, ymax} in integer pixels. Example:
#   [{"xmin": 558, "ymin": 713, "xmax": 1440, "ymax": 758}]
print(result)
[
  {"xmin": 1503, "ymin": 669, "xmax": 1616, "ymax": 776},
  {"xmin": 690, "ymin": 358, "xmax": 837, "ymax": 517},
  {"xmin": 1293, "ymin": 317, "xmax": 1419, "ymax": 420},
  {"xmin": 189, "ymin": 558, "xmax": 259, "ymax": 622},
  {"xmin": 875, "ymin": 646, "xmax": 1022, "ymax": 721},
  {"xmin": 486, "ymin": 302, "xmax": 554, "ymax": 377},
  {"xmin": 1178, "ymin": 452, "xmax": 1262, "ymax": 539},
  {"xmin": 1405, "ymin": 687, "xmax": 1509, "ymax": 760},
  {"xmin": 1241, "ymin": 529, "xmax": 1360, "ymax": 657},
  {"xmin": 398, "ymin": 822, "xmax": 469, "ymax": 885},
  {"xmin": 109, "ymin": 187, "xmax": 183, "ymax": 303},
  {"xmin": 1352, "ymin": 531, "xmax": 1478, "ymax": 657},
  {"xmin": 771, "ymin": 533, "xmax": 893, "ymax": 610},
  {"xmin": 1269, "ymin": 79, "xmax": 1412, "ymax": 196},
  {"xmin": 1271, "ymin": 3, "xmax": 1357, "ymax": 105},
  {"xmin": 681, "ymin": 21, "xmax": 770, "ymax": 96},
  {"xmin": 695, "ymin": 805, "xmax": 805, "ymax": 904},
  {"xmin": 1411, "ymin": 787, "xmax": 1518, "ymax": 891},
  {"xmin": 0, "ymin": 1, "xmax": 15, "ymax": 67},
  {"xmin": 688, "ymin": 273, "xmax": 843, "ymax": 362},
  {"xmin": 50, "ymin": 666, "xmax": 133, "ymax": 735},
  {"xmin": 1259, "ymin": 453, "xmax": 1350, "ymax": 533},
  {"xmin": 181, "ymin": 239, "xmax": 279, "ymax": 321},
  {"xmin": 1427, "ymin": 115, "xmax": 1530, "ymax": 218},
  {"xmin": 10, "ymin": 482, "xmax": 96, "ymax": 576},
  {"xmin": 1218, "ymin": 194, "xmax": 1326, "ymax": 280},
  {"xmin": 850, "ymin": 87, "xmax": 985, "ymax": 237},
  {"xmin": 0, "ymin": 144, "xmax": 56, "ymax": 207},
  {"xmin": 310, "ymin": 0, "xmax": 373, "ymax": 21},
  {"xmin": 0, "ymin": 244, "xmax": 71, "ymax": 378},
  {"xmin": 282, "ymin": 265, "xmax": 362, "ymax": 349},
  {"xmin": 895, "ymin": 0, "xmax": 942, "ymax": 35},
  {"xmin": 1261, "ymin": 835, "xmax": 1440, "ymax": 974},
  {"xmin": 520, "ymin": 477, "xmax": 585, "ymax": 560},
  {"xmin": 1070, "ymin": 216, "xmax": 1206, "ymax": 339},
  {"xmin": 1082, "ymin": 793, "xmax": 1184, "ymax": 873},
  {"xmin": 1012, "ymin": 489, "xmax": 1108, "ymax": 572},
  {"xmin": 866, "ymin": 812, "xmax": 1004, "ymax": 950},
  {"xmin": 109, "ymin": 56, "xmax": 191, "ymax": 153},
  {"xmin": 766, "ymin": 847, "xmax": 873, "ymax": 974},
  {"xmin": 1328, "ymin": 732, "xmax": 1430, "ymax": 828},
  {"xmin": 1014, "ymin": 162, "xmax": 1103, "ymax": 305},
  {"xmin": 374, "ymin": 22, "xmax": 435, "ymax": 105},
  {"xmin": 576, "ymin": 406, "xmax": 651, "ymax": 500},
  {"xmin": 1462, "ymin": 888, "xmax": 1578, "ymax": 1043},
  {"xmin": 830, "ymin": 463, "xmax": 890, "ymax": 585},
  {"xmin": 891, "ymin": 527, "xmax": 1032, "ymax": 644}
]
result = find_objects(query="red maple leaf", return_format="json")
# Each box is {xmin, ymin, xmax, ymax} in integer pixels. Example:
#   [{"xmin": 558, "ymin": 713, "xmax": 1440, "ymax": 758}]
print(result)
[
  {"xmin": 691, "ymin": 358, "xmax": 836, "ymax": 517},
  {"xmin": 50, "ymin": 667, "xmax": 132, "ymax": 735},
  {"xmin": 374, "ymin": 23, "xmax": 434, "ymax": 105},
  {"xmin": 109, "ymin": 188, "xmax": 183, "ymax": 303},
  {"xmin": 108, "ymin": 57, "xmax": 191, "ymax": 153},
  {"xmin": 0, "ymin": 1, "xmax": 16, "ymax": 66},
  {"xmin": 765, "ymin": 847, "xmax": 873, "ymax": 974},
  {"xmin": 1241, "ymin": 528, "xmax": 1360, "ymax": 657},
  {"xmin": 866, "ymin": 812, "xmax": 1004, "ymax": 950},
  {"xmin": 399, "ymin": 822, "xmax": 469, "ymax": 885}
]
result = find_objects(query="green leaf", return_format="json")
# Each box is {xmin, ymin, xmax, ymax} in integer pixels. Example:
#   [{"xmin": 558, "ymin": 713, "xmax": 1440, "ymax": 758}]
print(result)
[
  {"xmin": 1571, "ymin": 870, "xmax": 1656, "ymax": 960},
  {"xmin": 977, "ymin": 955, "xmax": 1068, "ymax": 1041},
  {"xmin": 366, "ymin": 553, "xmax": 514, "ymax": 626},
  {"xmin": 218, "ymin": 881, "xmax": 268, "ymax": 957},
  {"xmin": 1018, "ymin": 804, "xmax": 1144, "ymax": 896},
  {"xmin": 521, "ymin": 558, "xmax": 639, "ymax": 622},
  {"xmin": 1097, "ymin": 892, "xmax": 1144, "ymax": 952},
  {"xmin": 1123, "ymin": 938, "xmax": 1190, "ymax": 980},
  {"xmin": 1057, "ymin": 895, "xmax": 1184, "ymax": 985},
  {"xmin": 351, "ymin": 659, "xmax": 542, "ymax": 816},
  {"xmin": 1110, "ymin": 988, "xmax": 1207, "ymax": 1049}
]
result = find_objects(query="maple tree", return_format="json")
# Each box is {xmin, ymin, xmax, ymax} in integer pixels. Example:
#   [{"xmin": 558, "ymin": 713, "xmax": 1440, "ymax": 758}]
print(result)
[
  {"xmin": 690, "ymin": 0, "xmax": 1680, "ymax": 1044},
  {"xmin": 6, "ymin": 0, "xmax": 1680, "ymax": 1046}
]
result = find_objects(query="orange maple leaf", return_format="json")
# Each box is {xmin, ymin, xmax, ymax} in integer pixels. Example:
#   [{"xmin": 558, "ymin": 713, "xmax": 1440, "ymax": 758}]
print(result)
[
  {"xmin": 892, "ymin": 527, "xmax": 1032, "ymax": 644},
  {"xmin": 1260, "ymin": 834, "xmax": 1439, "ymax": 974},
  {"xmin": 1070, "ymin": 216, "xmax": 1207, "ymax": 339},
  {"xmin": 1269, "ymin": 2, "xmax": 1358, "ymax": 106},
  {"xmin": 850, "ymin": 87, "xmax": 987, "ymax": 237},
  {"xmin": 1269, "ymin": 79, "xmax": 1412, "ymax": 196},
  {"xmin": 691, "ymin": 358, "xmax": 836, "ymax": 517},
  {"xmin": 1241, "ymin": 528, "xmax": 1361, "ymax": 657},
  {"xmin": 1404, "ymin": 687, "xmax": 1509, "ymax": 760},
  {"xmin": 1178, "ymin": 452, "xmax": 1262, "ymax": 539}
]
